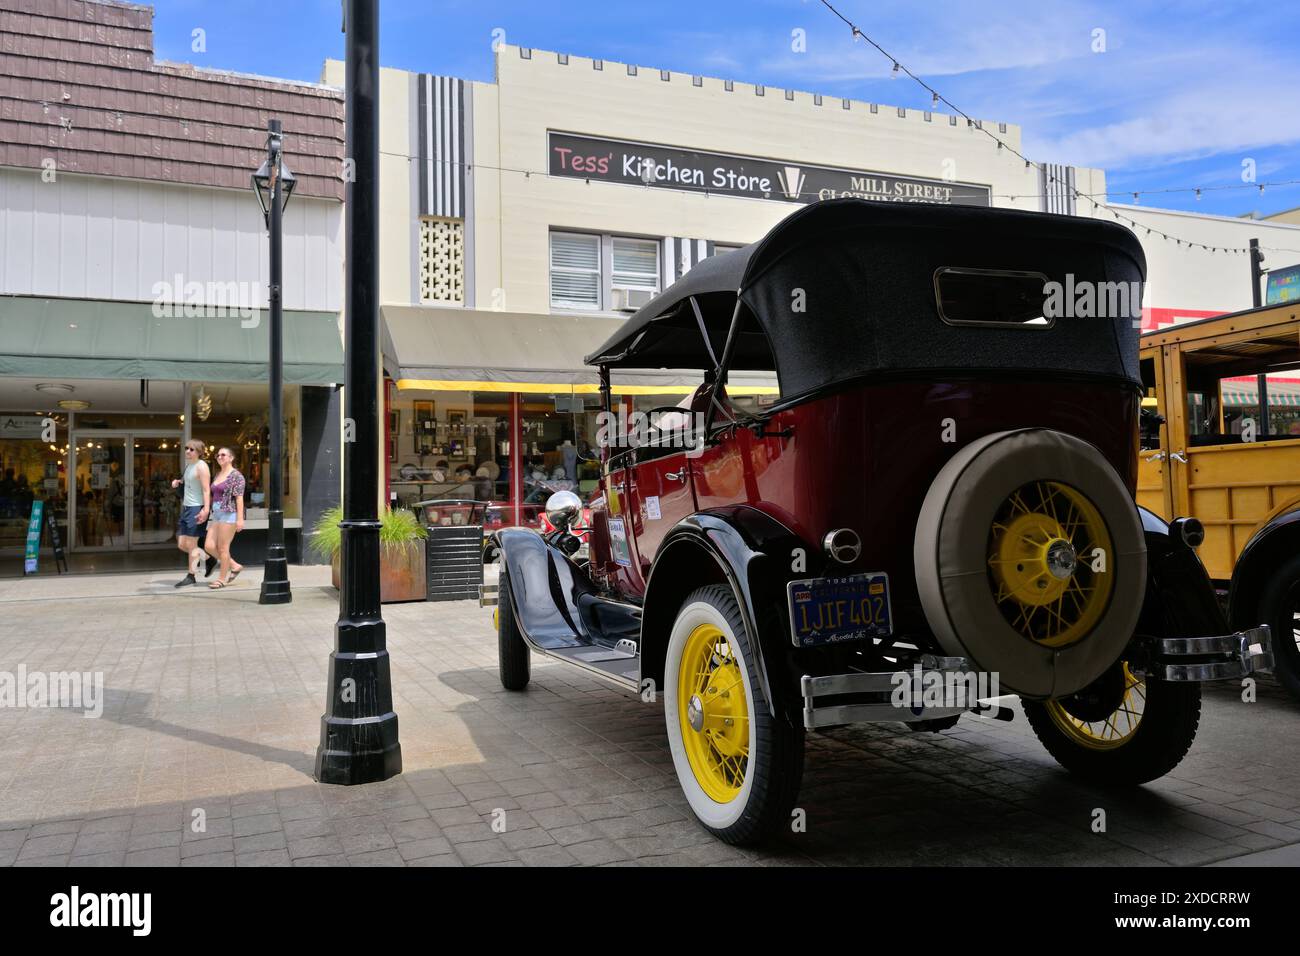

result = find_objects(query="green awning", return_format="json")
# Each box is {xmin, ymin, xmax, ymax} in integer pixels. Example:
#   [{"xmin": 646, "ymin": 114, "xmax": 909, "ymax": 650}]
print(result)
[{"xmin": 0, "ymin": 297, "xmax": 343, "ymax": 385}]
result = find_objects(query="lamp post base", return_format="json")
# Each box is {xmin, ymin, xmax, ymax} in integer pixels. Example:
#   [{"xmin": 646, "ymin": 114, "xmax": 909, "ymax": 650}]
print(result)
[
  {"xmin": 315, "ymin": 711, "xmax": 403, "ymax": 785},
  {"xmin": 259, "ymin": 557, "xmax": 293, "ymax": 604},
  {"xmin": 314, "ymin": 643, "xmax": 403, "ymax": 784},
  {"xmin": 259, "ymin": 510, "xmax": 293, "ymax": 604},
  {"xmin": 315, "ymin": 521, "xmax": 402, "ymax": 785}
]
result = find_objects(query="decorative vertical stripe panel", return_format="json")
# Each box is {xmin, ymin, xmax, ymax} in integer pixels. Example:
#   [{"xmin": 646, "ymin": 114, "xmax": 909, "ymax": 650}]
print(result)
[
  {"xmin": 661, "ymin": 237, "xmax": 720, "ymax": 284},
  {"xmin": 417, "ymin": 75, "xmax": 466, "ymax": 219},
  {"xmin": 1040, "ymin": 163, "xmax": 1076, "ymax": 216}
]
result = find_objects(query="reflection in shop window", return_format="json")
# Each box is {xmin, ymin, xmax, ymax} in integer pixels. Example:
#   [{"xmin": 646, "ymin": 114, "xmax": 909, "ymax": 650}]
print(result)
[
  {"xmin": 0, "ymin": 413, "xmax": 67, "ymax": 551},
  {"xmin": 389, "ymin": 388, "xmax": 511, "ymax": 521},
  {"xmin": 189, "ymin": 384, "xmax": 301, "ymax": 519}
]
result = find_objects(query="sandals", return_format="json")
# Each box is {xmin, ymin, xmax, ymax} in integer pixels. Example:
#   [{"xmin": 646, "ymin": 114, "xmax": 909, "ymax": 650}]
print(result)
[
  {"xmin": 228, "ymin": 567, "xmax": 243, "ymax": 583},
  {"xmin": 209, "ymin": 580, "xmax": 227, "ymax": 589}
]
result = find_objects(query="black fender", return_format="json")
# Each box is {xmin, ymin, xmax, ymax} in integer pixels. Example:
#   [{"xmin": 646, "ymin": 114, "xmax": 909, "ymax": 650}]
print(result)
[
  {"xmin": 1227, "ymin": 501, "xmax": 1300, "ymax": 630},
  {"xmin": 640, "ymin": 506, "xmax": 807, "ymax": 727},
  {"xmin": 492, "ymin": 527, "xmax": 594, "ymax": 651},
  {"xmin": 1136, "ymin": 506, "xmax": 1230, "ymax": 641}
]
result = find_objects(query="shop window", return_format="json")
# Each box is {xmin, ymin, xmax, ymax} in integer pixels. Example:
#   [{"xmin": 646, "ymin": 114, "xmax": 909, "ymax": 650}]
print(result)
[
  {"xmin": 189, "ymin": 384, "xmax": 301, "ymax": 519},
  {"xmin": 389, "ymin": 389, "xmax": 511, "ymax": 519},
  {"xmin": 0, "ymin": 413, "xmax": 68, "ymax": 551},
  {"xmin": 420, "ymin": 217, "xmax": 465, "ymax": 305},
  {"xmin": 521, "ymin": 392, "xmax": 604, "ymax": 524},
  {"xmin": 549, "ymin": 231, "xmax": 661, "ymax": 312}
]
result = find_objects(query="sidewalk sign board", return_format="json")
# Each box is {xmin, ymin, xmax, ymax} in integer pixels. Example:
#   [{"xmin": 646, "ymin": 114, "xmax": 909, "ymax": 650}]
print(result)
[
  {"xmin": 47, "ymin": 506, "xmax": 67, "ymax": 574},
  {"xmin": 23, "ymin": 500, "xmax": 44, "ymax": 575}
]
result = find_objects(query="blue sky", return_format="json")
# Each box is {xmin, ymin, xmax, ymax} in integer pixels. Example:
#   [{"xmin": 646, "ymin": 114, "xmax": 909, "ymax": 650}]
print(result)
[{"xmin": 151, "ymin": 0, "xmax": 1299, "ymax": 220}]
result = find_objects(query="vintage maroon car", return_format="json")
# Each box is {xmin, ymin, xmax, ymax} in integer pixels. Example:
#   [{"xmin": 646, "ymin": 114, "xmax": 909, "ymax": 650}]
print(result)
[{"xmin": 489, "ymin": 199, "xmax": 1274, "ymax": 845}]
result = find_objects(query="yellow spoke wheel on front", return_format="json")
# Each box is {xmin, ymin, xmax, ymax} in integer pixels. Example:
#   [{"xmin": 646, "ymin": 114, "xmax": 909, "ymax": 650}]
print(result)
[
  {"xmin": 1044, "ymin": 663, "xmax": 1146, "ymax": 749},
  {"xmin": 677, "ymin": 623, "xmax": 749, "ymax": 803},
  {"xmin": 986, "ymin": 480, "xmax": 1115, "ymax": 648}
]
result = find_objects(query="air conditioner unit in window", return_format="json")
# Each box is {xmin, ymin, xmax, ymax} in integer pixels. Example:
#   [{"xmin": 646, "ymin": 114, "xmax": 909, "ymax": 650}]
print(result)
[{"xmin": 612, "ymin": 287, "xmax": 655, "ymax": 312}]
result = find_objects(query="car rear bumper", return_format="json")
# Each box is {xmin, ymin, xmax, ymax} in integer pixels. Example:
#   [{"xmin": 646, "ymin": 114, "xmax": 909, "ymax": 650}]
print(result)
[
  {"xmin": 800, "ymin": 654, "xmax": 1001, "ymax": 730},
  {"xmin": 1156, "ymin": 625, "xmax": 1274, "ymax": 681},
  {"xmin": 800, "ymin": 626, "xmax": 1275, "ymax": 730}
]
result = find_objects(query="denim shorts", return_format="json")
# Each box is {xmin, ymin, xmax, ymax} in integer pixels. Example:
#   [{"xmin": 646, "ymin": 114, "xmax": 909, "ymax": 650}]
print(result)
[
  {"xmin": 209, "ymin": 507, "xmax": 237, "ymax": 526},
  {"xmin": 178, "ymin": 505, "xmax": 205, "ymax": 537}
]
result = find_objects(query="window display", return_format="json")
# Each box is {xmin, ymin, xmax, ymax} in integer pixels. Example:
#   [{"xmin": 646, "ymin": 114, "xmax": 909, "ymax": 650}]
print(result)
[
  {"xmin": 0, "ymin": 413, "xmax": 67, "ymax": 551},
  {"xmin": 189, "ymin": 383, "xmax": 301, "ymax": 519}
]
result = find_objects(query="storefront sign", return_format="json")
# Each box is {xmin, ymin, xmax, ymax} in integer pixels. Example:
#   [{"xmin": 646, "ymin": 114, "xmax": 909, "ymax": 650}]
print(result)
[
  {"xmin": 24, "ymin": 500, "xmax": 43, "ymax": 575},
  {"xmin": 0, "ymin": 415, "xmax": 48, "ymax": 439},
  {"xmin": 1266, "ymin": 264, "xmax": 1300, "ymax": 305},
  {"xmin": 547, "ymin": 131, "xmax": 991, "ymax": 206}
]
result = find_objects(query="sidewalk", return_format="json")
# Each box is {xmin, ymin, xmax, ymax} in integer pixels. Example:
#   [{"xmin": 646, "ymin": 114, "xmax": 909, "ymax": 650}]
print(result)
[{"xmin": 1, "ymin": 570, "xmax": 1299, "ymax": 867}]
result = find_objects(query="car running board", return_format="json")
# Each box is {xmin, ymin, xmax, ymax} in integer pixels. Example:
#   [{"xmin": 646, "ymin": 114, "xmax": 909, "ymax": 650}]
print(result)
[{"xmin": 540, "ymin": 643, "xmax": 640, "ymax": 691}]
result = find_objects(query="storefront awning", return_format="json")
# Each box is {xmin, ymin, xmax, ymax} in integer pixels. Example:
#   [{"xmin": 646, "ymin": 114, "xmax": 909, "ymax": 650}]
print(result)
[
  {"xmin": 0, "ymin": 297, "xmax": 344, "ymax": 385},
  {"xmin": 382, "ymin": 305, "xmax": 778, "ymax": 395}
]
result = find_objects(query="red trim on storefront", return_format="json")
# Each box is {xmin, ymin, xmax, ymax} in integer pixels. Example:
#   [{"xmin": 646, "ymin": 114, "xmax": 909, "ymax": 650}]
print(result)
[
  {"xmin": 509, "ymin": 392, "xmax": 522, "ymax": 528},
  {"xmin": 1141, "ymin": 306, "xmax": 1226, "ymax": 332},
  {"xmin": 384, "ymin": 378, "xmax": 393, "ymax": 505}
]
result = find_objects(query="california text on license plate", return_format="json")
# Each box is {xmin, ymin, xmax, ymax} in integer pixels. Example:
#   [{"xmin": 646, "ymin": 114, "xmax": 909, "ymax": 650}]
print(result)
[{"xmin": 787, "ymin": 573, "xmax": 892, "ymax": 647}]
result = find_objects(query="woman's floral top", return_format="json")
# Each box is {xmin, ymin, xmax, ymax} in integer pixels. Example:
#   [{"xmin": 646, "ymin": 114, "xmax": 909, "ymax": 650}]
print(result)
[{"xmin": 212, "ymin": 469, "xmax": 246, "ymax": 513}]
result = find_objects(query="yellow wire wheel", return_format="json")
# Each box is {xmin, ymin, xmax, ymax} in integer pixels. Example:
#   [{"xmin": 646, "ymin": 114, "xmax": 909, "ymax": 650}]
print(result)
[
  {"xmin": 986, "ymin": 480, "xmax": 1115, "ymax": 648},
  {"xmin": 1044, "ymin": 662, "xmax": 1145, "ymax": 749},
  {"xmin": 916, "ymin": 429, "xmax": 1147, "ymax": 699},
  {"xmin": 665, "ymin": 585, "xmax": 803, "ymax": 844},
  {"xmin": 676, "ymin": 622, "xmax": 750, "ymax": 803}
]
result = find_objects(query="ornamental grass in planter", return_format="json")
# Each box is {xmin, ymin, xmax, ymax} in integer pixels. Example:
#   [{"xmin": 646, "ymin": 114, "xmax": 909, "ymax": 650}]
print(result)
[{"xmin": 313, "ymin": 505, "xmax": 429, "ymax": 603}]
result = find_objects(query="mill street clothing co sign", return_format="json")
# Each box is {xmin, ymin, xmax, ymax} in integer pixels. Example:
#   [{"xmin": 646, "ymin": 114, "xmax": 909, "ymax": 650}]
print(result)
[{"xmin": 547, "ymin": 131, "xmax": 991, "ymax": 206}]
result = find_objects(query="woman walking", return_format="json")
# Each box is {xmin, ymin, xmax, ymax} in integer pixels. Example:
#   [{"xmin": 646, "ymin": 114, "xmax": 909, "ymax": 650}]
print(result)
[{"xmin": 207, "ymin": 447, "xmax": 246, "ymax": 589}]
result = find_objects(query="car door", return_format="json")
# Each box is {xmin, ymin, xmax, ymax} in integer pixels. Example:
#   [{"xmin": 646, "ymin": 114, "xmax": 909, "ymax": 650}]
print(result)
[{"xmin": 620, "ymin": 443, "xmax": 696, "ymax": 593}]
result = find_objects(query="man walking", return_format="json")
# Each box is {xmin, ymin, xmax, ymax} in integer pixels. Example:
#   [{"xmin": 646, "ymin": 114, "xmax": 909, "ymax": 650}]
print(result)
[{"xmin": 171, "ymin": 440, "xmax": 215, "ymax": 587}]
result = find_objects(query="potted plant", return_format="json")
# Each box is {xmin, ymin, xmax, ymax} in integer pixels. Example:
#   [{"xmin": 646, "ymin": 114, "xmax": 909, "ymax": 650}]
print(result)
[{"xmin": 312, "ymin": 505, "xmax": 428, "ymax": 603}]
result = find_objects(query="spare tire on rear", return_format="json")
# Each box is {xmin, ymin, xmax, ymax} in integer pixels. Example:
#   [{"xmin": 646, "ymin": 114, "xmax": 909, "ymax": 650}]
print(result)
[{"xmin": 913, "ymin": 428, "xmax": 1146, "ymax": 699}]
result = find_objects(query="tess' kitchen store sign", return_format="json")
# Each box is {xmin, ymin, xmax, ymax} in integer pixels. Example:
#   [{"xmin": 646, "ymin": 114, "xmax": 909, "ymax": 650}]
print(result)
[{"xmin": 548, "ymin": 131, "xmax": 991, "ymax": 206}]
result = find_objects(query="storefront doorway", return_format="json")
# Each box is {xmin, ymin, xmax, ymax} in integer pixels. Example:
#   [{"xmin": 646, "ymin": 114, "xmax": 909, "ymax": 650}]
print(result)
[{"xmin": 70, "ymin": 431, "xmax": 183, "ymax": 551}]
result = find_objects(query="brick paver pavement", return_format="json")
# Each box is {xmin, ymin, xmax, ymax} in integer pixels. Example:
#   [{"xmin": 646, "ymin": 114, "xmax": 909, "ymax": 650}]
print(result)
[{"xmin": 1, "ymin": 568, "xmax": 1298, "ymax": 866}]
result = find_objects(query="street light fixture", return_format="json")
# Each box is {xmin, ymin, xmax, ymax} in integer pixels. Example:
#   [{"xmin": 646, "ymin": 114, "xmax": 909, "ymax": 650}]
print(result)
[
  {"xmin": 251, "ymin": 133, "xmax": 297, "ymax": 225},
  {"xmin": 251, "ymin": 118, "xmax": 293, "ymax": 605}
]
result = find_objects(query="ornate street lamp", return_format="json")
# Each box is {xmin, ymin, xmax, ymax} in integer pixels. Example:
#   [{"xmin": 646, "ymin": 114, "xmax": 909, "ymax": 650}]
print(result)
[
  {"xmin": 251, "ymin": 119, "xmax": 295, "ymax": 605},
  {"xmin": 314, "ymin": 0, "xmax": 403, "ymax": 785}
]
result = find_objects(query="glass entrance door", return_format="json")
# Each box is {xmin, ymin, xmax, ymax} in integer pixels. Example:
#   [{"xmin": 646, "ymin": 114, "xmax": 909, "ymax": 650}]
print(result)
[
  {"xmin": 132, "ymin": 438, "xmax": 180, "ymax": 547},
  {"xmin": 71, "ymin": 432, "xmax": 183, "ymax": 550},
  {"xmin": 74, "ymin": 435, "xmax": 128, "ymax": 550}
]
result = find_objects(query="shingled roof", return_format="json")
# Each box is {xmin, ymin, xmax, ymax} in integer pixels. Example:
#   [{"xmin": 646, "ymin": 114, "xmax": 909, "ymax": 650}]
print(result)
[{"xmin": 0, "ymin": 0, "xmax": 345, "ymax": 200}]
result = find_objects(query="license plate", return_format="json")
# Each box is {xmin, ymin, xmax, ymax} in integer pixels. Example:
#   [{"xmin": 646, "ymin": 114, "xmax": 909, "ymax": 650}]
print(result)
[{"xmin": 787, "ymin": 573, "xmax": 892, "ymax": 648}]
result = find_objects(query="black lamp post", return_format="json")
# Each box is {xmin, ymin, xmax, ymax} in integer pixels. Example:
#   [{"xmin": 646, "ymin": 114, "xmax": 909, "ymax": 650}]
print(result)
[
  {"xmin": 251, "ymin": 119, "xmax": 296, "ymax": 605},
  {"xmin": 314, "ymin": 0, "xmax": 402, "ymax": 785},
  {"xmin": 1249, "ymin": 237, "xmax": 1267, "ymax": 309}
]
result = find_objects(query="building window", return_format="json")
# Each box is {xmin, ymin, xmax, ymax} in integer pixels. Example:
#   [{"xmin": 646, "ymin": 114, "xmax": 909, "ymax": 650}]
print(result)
[
  {"xmin": 550, "ymin": 232, "xmax": 602, "ymax": 310},
  {"xmin": 550, "ymin": 232, "xmax": 660, "ymax": 312},
  {"xmin": 612, "ymin": 237, "xmax": 659, "ymax": 293},
  {"xmin": 420, "ymin": 217, "xmax": 465, "ymax": 305}
]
